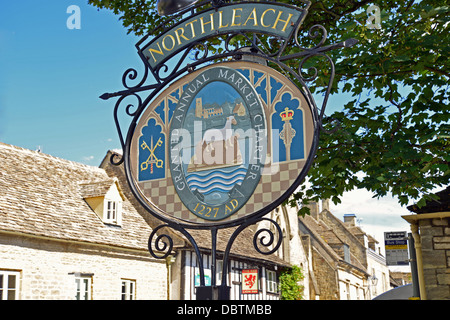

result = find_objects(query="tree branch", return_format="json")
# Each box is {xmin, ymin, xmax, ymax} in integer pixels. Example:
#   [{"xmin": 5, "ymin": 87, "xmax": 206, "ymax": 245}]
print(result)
[
  {"xmin": 424, "ymin": 66, "xmax": 450, "ymax": 78},
  {"xmin": 387, "ymin": 82, "xmax": 403, "ymax": 140}
]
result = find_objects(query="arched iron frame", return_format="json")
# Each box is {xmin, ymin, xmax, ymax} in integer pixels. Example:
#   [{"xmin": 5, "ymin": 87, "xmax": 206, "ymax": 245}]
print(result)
[{"xmin": 100, "ymin": 0, "xmax": 356, "ymax": 300}]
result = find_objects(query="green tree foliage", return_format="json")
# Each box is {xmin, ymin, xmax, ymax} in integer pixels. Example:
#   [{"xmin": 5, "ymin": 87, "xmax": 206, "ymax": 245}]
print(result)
[
  {"xmin": 292, "ymin": 0, "xmax": 449, "ymax": 213},
  {"xmin": 279, "ymin": 265, "xmax": 305, "ymax": 300},
  {"xmin": 89, "ymin": 0, "xmax": 449, "ymax": 211}
]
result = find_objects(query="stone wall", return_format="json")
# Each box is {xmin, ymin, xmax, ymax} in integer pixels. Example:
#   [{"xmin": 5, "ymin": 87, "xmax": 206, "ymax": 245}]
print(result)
[
  {"xmin": 419, "ymin": 217, "xmax": 450, "ymax": 300},
  {"xmin": 320, "ymin": 210, "xmax": 367, "ymax": 268},
  {"xmin": 0, "ymin": 233, "xmax": 167, "ymax": 300},
  {"xmin": 312, "ymin": 249, "xmax": 338, "ymax": 300}
]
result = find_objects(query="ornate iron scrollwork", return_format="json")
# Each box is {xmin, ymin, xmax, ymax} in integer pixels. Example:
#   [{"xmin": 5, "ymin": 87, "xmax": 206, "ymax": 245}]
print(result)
[
  {"xmin": 253, "ymin": 218, "xmax": 283, "ymax": 255},
  {"xmin": 101, "ymin": 0, "xmax": 357, "ymax": 300},
  {"xmin": 219, "ymin": 216, "xmax": 283, "ymax": 288},
  {"xmin": 148, "ymin": 224, "xmax": 175, "ymax": 259}
]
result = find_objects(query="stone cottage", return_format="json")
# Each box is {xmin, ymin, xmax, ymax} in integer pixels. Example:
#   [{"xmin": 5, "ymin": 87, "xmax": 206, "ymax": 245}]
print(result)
[
  {"xmin": 298, "ymin": 200, "xmax": 390, "ymax": 300},
  {"xmin": 0, "ymin": 143, "xmax": 167, "ymax": 300}
]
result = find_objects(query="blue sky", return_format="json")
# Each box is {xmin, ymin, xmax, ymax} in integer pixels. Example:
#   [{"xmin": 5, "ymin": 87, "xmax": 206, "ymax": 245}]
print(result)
[
  {"xmin": 0, "ymin": 0, "xmax": 352, "ymax": 166},
  {"xmin": 0, "ymin": 1, "xmax": 413, "ymax": 261},
  {"xmin": 0, "ymin": 0, "xmax": 141, "ymax": 164}
]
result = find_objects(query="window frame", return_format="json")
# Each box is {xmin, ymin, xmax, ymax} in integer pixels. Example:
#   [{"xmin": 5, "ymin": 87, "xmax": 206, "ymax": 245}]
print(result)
[
  {"xmin": 103, "ymin": 199, "xmax": 122, "ymax": 225},
  {"xmin": 216, "ymin": 260, "xmax": 223, "ymax": 286},
  {"xmin": 266, "ymin": 269, "xmax": 278, "ymax": 294},
  {"xmin": 346, "ymin": 282, "xmax": 351, "ymax": 300},
  {"xmin": 74, "ymin": 274, "xmax": 93, "ymax": 300},
  {"xmin": 121, "ymin": 279, "xmax": 136, "ymax": 300},
  {"xmin": 106, "ymin": 200, "xmax": 117, "ymax": 223},
  {"xmin": 0, "ymin": 270, "xmax": 20, "ymax": 300}
]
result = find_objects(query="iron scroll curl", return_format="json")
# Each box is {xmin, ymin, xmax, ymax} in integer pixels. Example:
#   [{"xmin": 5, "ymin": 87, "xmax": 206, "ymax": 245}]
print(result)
[
  {"xmin": 253, "ymin": 218, "xmax": 283, "ymax": 255},
  {"xmin": 148, "ymin": 223, "xmax": 208, "ymax": 286}
]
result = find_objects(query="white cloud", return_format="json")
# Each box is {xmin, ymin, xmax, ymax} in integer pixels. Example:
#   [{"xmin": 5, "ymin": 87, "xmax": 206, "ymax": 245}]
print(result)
[
  {"xmin": 82, "ymin": 155, "xmax": 95, "ymax": 162},
  {"xmin": 329, "ymin": 188, "xmax": 412, "ymax": 244},
  {"xmin": 329, "ymin": 188, "xmax": 413, "ymax": 272}
]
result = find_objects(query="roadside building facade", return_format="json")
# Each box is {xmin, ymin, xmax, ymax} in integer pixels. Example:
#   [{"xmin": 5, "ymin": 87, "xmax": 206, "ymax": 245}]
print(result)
[
  {"xmin": 0, "ymin": 143, "xmax": 167, "ymax": 300},
  {"xmin": 1, "ymin": 142, "xmax": 398, "ymax": 300},
  {"xmin": 0, "ymin": 143, "xmax": 313, "ymax": 300},
  {"xmin": 298, "ymin": 200, "xmax": 390, "ymax": 299}
]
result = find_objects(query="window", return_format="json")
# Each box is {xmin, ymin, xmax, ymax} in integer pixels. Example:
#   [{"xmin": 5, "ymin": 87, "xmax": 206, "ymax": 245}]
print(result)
[
  {"xmin": 106, "ymin": 200, "xmax": 117, "ymax": 223},
  {"xmin": 266, "ymin": 270, "xmax": 277, "ymax": 293},
  {"xmin": 121, "ymin": 279, "xmax": 136, "ymax": 300},
  {"xmin": 359, "ymin": 287, "xmax": 365, "ymax": 300},
  {"xmin": 0, "ymin": 270, "xmax": 20, "ymax": 300},
  {"xmin": 216, "ymin": 260, "xmax": 223, "ymax": 286},
  {"xmin": 104, "ymin": 199, "xmax": 122, "ymax": 225},
  {"xmin": 74, "ymin": 275, "xmax": 92, "ymax": 300},
  {"xmin": 343, "ymin": 244, "xmax": 350, "ymax": 263}
]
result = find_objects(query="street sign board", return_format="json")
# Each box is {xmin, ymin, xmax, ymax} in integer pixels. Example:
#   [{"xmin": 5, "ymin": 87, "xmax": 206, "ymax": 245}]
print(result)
[
  {"xmin": 141, "ymin": 2, "xmax": 306, "ymax": 70},
  {"xmin": 242, "ymin": 269, "xmax": 259, "ymax": 294},
  {"xmin": 385, "ymin": 231, "xmax": 409, "ymax": 266},
  {"xmin": 103, "ymin": 0, "xmax": 356, "ymax": 300},
  {"xmin": 129, "ymin": 61, "xmax": 316, "ymax": 225}
]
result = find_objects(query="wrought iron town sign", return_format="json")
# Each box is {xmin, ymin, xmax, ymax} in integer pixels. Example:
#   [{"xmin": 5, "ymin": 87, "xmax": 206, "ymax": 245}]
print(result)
[
  {"xmin": 143, "ymin": 2, "xmax": 305, "ymax": 69},
  {"xmin": 101, "ymin": 0, "xmax": 356, "ymax": 300}
]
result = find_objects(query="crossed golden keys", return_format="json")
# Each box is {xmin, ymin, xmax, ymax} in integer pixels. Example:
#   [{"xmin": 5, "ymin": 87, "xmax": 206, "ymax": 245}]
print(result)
[{"xmin": 140, "ymin": 136, "xmax": 164, "ymax": 173}]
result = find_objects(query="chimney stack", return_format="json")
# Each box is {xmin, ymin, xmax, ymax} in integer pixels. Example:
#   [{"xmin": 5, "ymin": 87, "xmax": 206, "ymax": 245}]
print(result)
[
  {"xmin": 306, "ymin": 202, "xmax": 320, "ymax": 220},
  {"xmin": 344, "ymin": 214, "xmax": 357, "ymax": 226},
  {"xmin": 322, "ymin": 199, "xmax": 330, "ymax": 212}
]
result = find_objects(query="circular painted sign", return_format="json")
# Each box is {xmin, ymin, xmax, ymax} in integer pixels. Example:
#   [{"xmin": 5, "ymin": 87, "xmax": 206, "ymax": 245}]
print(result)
[
  {"xmin": 168, "ymin": 66, "xmax": 266, "ymax": 221},
  {"xmin": 129, "ymin": 61, "xmax": 316, "ymax": 226}
]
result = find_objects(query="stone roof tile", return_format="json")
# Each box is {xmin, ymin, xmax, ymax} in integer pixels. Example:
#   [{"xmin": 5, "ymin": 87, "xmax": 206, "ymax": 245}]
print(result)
[{"xmin": 0, "ymin": 143, "xmax": 152, "ymax": 251}]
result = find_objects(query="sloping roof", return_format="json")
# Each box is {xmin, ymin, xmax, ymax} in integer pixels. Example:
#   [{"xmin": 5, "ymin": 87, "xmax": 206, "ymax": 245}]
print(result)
[
  {"xmin": 299, "ymin": 214, "xmax": 368, "ymax": 274},
  {"xmin": 407, "ymin": 186, "xmax": 450, "ymax": 214},
  {"xmin": 0, "ymin": 142, "xmax": 152, "ymax": 251},
  {"xmin": 299, "ymin": 215, "xmax": 342, "ymax": 262},
  {"xmin": 79, "ymin": 178, "xmax": 119, "ymax": 199}
]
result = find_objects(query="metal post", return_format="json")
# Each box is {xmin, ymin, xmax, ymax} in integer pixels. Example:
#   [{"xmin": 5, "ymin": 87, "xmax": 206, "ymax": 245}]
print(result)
[
  {"xmin": 211, "ymin": 227, "xmax": 217, "ymax": 288},
  {"xmin": 408, "ymin": 232, "xmax": 420, "ymax": 298},
  {"xmin": 196, "ymin": 227, "xmax": 221, "ymax": 300}
]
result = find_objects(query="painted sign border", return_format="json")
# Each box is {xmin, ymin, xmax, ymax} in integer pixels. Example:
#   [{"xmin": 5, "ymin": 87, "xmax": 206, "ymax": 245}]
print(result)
[
  {"xmin": 139, "ymin": 2, "xmax": 307, "ymax": 70},
  {"xmin": 128, "ymin": 60, "xmax": 319, "ymax": 227}
]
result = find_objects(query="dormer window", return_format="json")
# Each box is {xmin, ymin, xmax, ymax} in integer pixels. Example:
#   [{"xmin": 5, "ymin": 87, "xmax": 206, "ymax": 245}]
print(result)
[
  {"xmin": 104, "ymin": 199, "xmax": 122, "ymax": 225},
  {"xmin": 106, "ymin": 200, "xmax": 117, "ymax": 222},
  {"xmin": 80, "ymin": 178, "xmax": 124, "ymax": 226}
]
